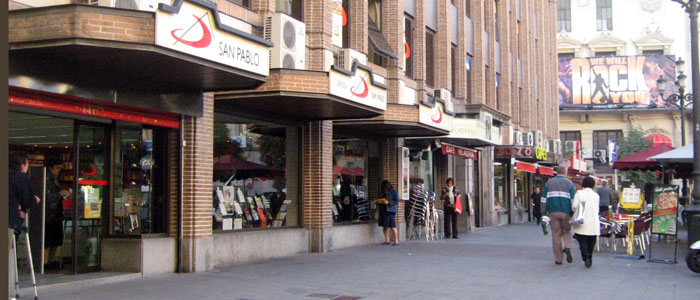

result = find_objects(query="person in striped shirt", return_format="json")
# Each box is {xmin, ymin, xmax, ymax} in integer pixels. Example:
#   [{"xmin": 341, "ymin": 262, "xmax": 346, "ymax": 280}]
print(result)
[{"xmin": 542, "ymin": 164, "xmax": 577, "ymax": 265}]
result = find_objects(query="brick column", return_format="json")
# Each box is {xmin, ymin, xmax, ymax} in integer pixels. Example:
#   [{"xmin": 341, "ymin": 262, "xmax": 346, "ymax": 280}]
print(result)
[
  {"xmin": 302, "ymin": 120, "xmax": 333, "ymax": 252},
  {"xmin": 471, "ymin": 0, "xmax": 486, "ymax": 106},
  {"xmin": 454, "ymin": 0, "xmax": 467, "ymax": 103},
  {"xmin": 436, "ymin": 0, "xmax": 451, "ymax": 91},
  {"xmin": 349, "ymin": 0, "xmax": 369, "ymax": 54},
  {"xmin": 384, "ymin": 0, "xmax": 404, "ymax": 104},
  {"xmin": 381, "ymin": 138, "xmax": 405, "ymax": 224},
  {"xmin": 304, "ymin": 0, "xmax": 333, "ymax": 71},
  {"xmin": 180, "ymin": 93, "xmax": 214, "ymax": 273}
]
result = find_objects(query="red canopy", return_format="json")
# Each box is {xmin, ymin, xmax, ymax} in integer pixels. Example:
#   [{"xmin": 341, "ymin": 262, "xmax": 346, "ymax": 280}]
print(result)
[
  {"xmin": 647, "ymin": 134, "xmax": 672, "ymax": 147},
  {"xmin": 612, "ymin": 144, "xmax": 674, "ymax": 171},
  {"xmin": 333, "ymin": 165, "xmax": 365, "ymax": 177},
  {"xmin": 214, "ymin": 155, "xmax": 284, "ymax": 179}
]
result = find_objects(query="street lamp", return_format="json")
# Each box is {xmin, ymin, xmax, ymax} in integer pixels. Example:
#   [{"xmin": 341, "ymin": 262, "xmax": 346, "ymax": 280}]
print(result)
[
  {"xmin": 658, "ymin": 60, "xmax": 693, "ymax": 202},
  {"xmin": 670, "ymin": 0, "xmax": 700, "ymax": 246}
]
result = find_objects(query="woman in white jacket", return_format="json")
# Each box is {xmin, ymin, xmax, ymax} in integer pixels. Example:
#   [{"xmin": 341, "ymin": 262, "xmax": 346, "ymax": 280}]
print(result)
[{"xmin": 572, "ymin": 177, "xmax": 600, "ymax": 268}]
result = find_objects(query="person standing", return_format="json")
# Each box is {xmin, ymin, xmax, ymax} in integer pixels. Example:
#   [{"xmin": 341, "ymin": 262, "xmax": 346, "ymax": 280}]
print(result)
[
  {"xmin": 531, "ymin": 186, "xmax": 542, "ymax": 224},
  {"xmin": 596, "ymin": 181, "xmax": 613, "ymax": 213},
  {"xmin": 542, "ymin": 164, "xmax": 576, "ymax": 265},
  {"xmin": 44, "ymin": 157, "xmax": 70, "ymax": 270},
  {"xmin": 269, "ymin": 185, "xmax": 286, "ymax": 218},
  {"xmin": 441, "ymin": 178, "xmax": 460, "ymax": 239},
  {"xmin": 572, "ymin": 177, "xmax": 601, "ymax": 268},
  {"xmin": 378, "ymin": 180, "xmax": 399, "ymax": 246},
  {"xmin": 9, "ymin": 153, "xmax": 40, "ymax": 299}
]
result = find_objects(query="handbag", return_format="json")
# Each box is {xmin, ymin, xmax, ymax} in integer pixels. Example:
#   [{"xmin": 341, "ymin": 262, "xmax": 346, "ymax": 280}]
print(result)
[
  {"xmin": 454, "ymin": 195, "xmax": 463, "ymax": 215},
  {"xmin": 376, "ymin": 197, "xmax": 388, "ymax": 205},
  {"xmin": 570, "ymin": 200, "xmax": 585, "ymax": 225}
]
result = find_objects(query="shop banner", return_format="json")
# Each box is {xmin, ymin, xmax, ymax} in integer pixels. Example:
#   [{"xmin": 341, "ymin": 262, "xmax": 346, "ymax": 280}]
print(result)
[
  {"xmin": 651, "ymin": 185, "xmax": 679, "ymax": 236},
  {"xmin": 399, "ymin": 147, "xmax": 410, "ymax": 200},
  {"xmin": 156, "ymin": 0, "xmax": 270, "ymax": 76},
  {"xmin": 558, "ymin": 55, "xmax": 677, "ymax": 109},
  {"xmin": 441, "ymin": 143, "xmax": 477, "ymax": 160},
  {"xmin": 329, "ymin": 65, "xmax": 388, "ymax": 111}
]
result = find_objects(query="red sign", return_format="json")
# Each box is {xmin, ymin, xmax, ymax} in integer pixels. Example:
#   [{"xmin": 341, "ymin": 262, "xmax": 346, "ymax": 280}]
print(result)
[
  {"xmin": 538, "ymin": 166, "xmax": 554, "ymax": 176},
  {"xmin": 9, "ymin": 87, "xmax": 180, "ymax": 128},
  {"xmin": 442, "ymin": 143, "xmax": 477, "ymax": 160},
  {"xmin": 515, "ymin": 161, "xmax": 537, "ymax": 173},
  {"xmin": 494, "ymin": 146, "xmax": 535, "ymax": 159}
]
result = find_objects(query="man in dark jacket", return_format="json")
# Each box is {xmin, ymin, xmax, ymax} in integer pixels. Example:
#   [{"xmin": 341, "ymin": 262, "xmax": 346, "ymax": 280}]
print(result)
[
  {"xmin": 596, "ymin": 181, "xmax": 614, "ymax": 213},
  {"xmin": 9, "ymin": 153, "xmax": 39, "ymax": 298},
  {"xmin": 542, "ymin": 164, "xmax": 576, "ymax": 265}
]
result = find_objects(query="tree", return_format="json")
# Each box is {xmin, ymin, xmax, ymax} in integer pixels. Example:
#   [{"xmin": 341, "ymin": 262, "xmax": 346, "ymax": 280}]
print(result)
[{"xmin": 616, "ymin": 127, "xmax": 657, "ymax": 185}]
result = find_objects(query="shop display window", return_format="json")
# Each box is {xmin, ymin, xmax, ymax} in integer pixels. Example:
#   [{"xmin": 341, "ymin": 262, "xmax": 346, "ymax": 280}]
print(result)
[
  {"xmin": 493, "ymin": 162, "xmax": 507, "ymax": 212},
  {"xmin": 332, "ymin": 140, "xmax": 371, "ymax": 223},
  {"xmin": 409, "ymin": 148, "xmax": 434, "ymax": 193},
  {"xmin": 514, "ymin": 170, "xmax": 527, "ymax": 211},
  {"xmin": 213, "ymin": 115, "xmax": 299, "ymax": 231}
]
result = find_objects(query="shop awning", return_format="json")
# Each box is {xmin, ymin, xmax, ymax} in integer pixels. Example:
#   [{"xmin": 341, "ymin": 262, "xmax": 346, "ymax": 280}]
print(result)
[
  {"xmin": 650, "ymin": 144, "xmax": 693, "ymax": 163},
  {"xmin": 368, "ymin": 28, "xmax": 398, "ymax": 59},
  {"xmin": 515, "ymin": 161, "xmax": 537, "ymax": 173},
  {"xmin": 612, "ymin": 144, "xmax": 674, "ymax": 171},
  {"xmin": 333, "ymin": 165, "xmax": 365, "ymax": 178},
  {"xmin": 647, "ymin": 134, "xmax": 672, "ymax": 147},
  {"xmin": 334, "ymin": 120, "xmax": 449, "ymax": 138},
  {"xmin": 538, "ymin": 166, "xmax": 554, "ymax": 176}
]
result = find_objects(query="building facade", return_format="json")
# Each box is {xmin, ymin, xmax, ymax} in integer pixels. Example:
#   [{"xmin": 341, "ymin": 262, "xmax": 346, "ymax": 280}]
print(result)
[
  {"xmin": 556, "ymin": 0, "xmax": 694, "ymax": 184},
  {"xmin": 8, "ymin": 0, "xmax": 558, "ymax": 278}
]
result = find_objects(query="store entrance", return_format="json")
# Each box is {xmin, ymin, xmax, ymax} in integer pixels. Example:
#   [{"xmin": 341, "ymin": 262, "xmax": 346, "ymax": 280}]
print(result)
[{"xmin": 10, "ymin": 112, "xmax": 109, "ymax": 275}]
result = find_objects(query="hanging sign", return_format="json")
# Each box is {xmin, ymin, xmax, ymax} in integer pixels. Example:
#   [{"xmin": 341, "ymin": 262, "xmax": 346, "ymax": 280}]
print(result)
[
  {"xmin": 419, "ymin": 101, "xmax": 453, "ymax": 132},
  {"xmin": 441, "ymin": 143, "xmax": 477, "ymax": 160},
  {"xmin": 651, "ymin": 185, "xmax": 679, "ymax": 235}
]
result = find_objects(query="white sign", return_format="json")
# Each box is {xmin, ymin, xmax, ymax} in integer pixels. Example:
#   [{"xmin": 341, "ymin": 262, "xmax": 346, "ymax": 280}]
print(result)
[
  {"xmin": 329, "ymin": 67, "xmax": 387, "ymax": 111},
  {"xmin": 156, "ymin": 1, "xmax": 270, "ymax": 76},
  {"xmin": 419, "ymin": 101, "xmax": 453, "ymax": 132},
  {"xmin": 399, "ymin": 147, "xmax": 410, "ymax": 200},
  {"xmin": 448, "ymin": 119, "xmax": 501, "ymax": 145},
  {"xmin": 331, "ymin": 0, "xmax": 344, "ymax": 47}
]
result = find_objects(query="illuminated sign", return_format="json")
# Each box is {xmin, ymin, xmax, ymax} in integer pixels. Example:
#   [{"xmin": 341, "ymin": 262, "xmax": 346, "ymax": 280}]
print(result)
[
  {"xmin": 535, "ymin": 147, "xmax": 548, "ymax": 160},
  {"xmin": 558, "ymin": 55, "xmax": 677, "ymax": 109},
  {"xmin": 156, "ymin": 0, "xmax": 270, "ymax": 76}
]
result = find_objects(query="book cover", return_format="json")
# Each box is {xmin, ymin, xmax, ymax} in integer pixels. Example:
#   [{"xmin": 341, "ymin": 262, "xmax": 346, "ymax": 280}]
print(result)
[
  {"xmin": 237, "ymin": 188, "xmax": 246, "ymax": 203},
  {"xmin": 247, "ymin": 197, "xmax": 256, "ymax": 208},
  {"xmin": 216, "ymin": 188, "xmax": 226, "ymax": 205},
  {"xmin": 261, "ymin": 195, "xmax": 270, "ymax": 209},
  {"xmin": 234, "ymin": 218, "xmax": 243, "ymax": 229},
  {"xmin": 233, "ymin": 202, "xmax": 243, "ymax": 215},
  {"xmin": 251, "ymin": 209, "xmax": 259, "ymax": 221},
  {"xmin": 272, "ymin": 220, "xmax": 283, "ymax": 227},
  {"xmin": 254, "ymin": 196, "xmax": 264, "ymax": 209},
  {"xmin": 243, "ymin": 209, "xmax": 252, "ymax": 221},
  {"xmin": 222, "ymin": 218, "xmax": 233, "ymax": 230},
  {"xmin": 223, "ymin": 186, "xmax": 235, "ymax": 202},
  {"xmin": 257, "ymin": 209, "xmax": 267, "ymax": 227}
]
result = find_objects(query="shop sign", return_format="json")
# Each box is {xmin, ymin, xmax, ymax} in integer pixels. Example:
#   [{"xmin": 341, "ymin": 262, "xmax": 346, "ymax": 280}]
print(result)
[
  {"xmin": 419, "ymin": 101, "xmax": 453, "ymax": 132},
  {"xmin": 331, "ymin": 0, "xmax": 344, "ymax": 47},
  {"xmin": 329, "ymin": 66, "xmax": 387, "ymax": 111},
  {"xmin": 494, "ymin": 146, "xmax": 535, "ymax": 159},
  {"xmin": 651, "ymin": 185, "xmax": 679, "ymax": 236},
  {"xmin": 535, "ymin": 147, "xmax": 548, "ymax": 161},
  {"xmin": 447, "ymin": 119, "xmax": 501, "ymax": 145},
  {"xmin": 441, "ymin": 143, "xmax": 477, "ymax": 160},
  {"xmin": 558, "ymin": 55, "xmax": 677, "ymax": 109},
  {"xmin": 156, "ymin": 1, "xmax": 270, "ymax": 77}
]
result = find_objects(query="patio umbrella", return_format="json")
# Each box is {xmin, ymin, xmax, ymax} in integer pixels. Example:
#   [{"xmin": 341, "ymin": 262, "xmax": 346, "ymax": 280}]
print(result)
[
  {"xmin": 612, "ymin": 144, "xmax": 674, "ymax": 171},
  {"xmin": 649, "ymin": 145, "xmax": 694, "ymax": 178},
  {"xmin": 214, "ymin": 155, "xmax": 284, "ymax": 179}
]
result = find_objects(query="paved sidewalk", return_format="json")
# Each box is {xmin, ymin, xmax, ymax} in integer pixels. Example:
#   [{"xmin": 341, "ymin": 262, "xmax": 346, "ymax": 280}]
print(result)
[{"xmin": 30, "ymin": 223, "xmax": 700, "ymax": 300}]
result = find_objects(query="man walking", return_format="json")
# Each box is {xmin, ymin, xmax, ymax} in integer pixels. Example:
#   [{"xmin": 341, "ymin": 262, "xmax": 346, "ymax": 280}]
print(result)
[
  {"xmin": 596, "ymin": 181, "xmax": 614, "ymax": 213},
  {"xmin": 542, "ymin": 164, "xmax": 576, "ymax": 265}
]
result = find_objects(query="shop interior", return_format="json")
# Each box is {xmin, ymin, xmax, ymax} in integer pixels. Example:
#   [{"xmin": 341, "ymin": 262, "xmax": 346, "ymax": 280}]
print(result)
[{"xmin": 332, "ymin": 139, "xmax": 372, "ymax": 223}]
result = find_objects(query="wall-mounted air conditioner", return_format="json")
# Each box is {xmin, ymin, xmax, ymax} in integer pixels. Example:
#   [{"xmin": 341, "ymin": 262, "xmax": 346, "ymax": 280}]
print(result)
[
  {"xmin": 526, "ymin": 132, "xmax": 534, "ymax": 146},
  {"xmin": 265, "ymin": 13, "xmax": 306, "ymax": 70},
  {"xmin": 564, "ymin": 141, "xmax": 577, "ymax": 154},
  {"xmin": 593, "ymin": 149, "xmax": 607, "ymax": 162},
  {"xmin": 554, "ymin": 139, "xmax": 562, "ymax": 154},
  {"xmin": 534, "ymin": 130, "xmax": 544, "ymax": 147},
  {"xmin": 434, "ymin": 88, "xmax": 453, "ymax": 111},
  {"xmin": 514, "ymin": 131, "xmax": 524, "ymax": 145},
  {"xmin": 337, "ymin": 48, "xmax": 367, "ymax": 71}
]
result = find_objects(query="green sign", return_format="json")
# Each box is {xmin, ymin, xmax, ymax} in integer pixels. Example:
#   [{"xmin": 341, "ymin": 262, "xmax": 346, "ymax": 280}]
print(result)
[{"xmin": 651, "ymin": 185, "xmax": 679, "ymax": 236}]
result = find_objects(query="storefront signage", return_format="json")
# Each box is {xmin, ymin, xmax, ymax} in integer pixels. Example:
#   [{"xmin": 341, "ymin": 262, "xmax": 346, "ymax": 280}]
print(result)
[
  {"xmin": 651, "ymin": 185, "xmax": 679, "ymax": 235},
  {"xmin": 419, "ymin": 101, "xmax": 453, "ymax": 132},
  {"xmin": 331, "ymin": 0, "xmax": 344, "ymax": 47},
  {"xmin": 494, "ymin": 146, "xmax": 535, "ymax": 159},
  {"xmin": 329, "ymin": 65, "xmax": 387, "ymax": 111},
  {"xmin": 535, "ymin": 147, "xmax": 548, "ymax": 161},
  {"xmin": 558, "ymin": 55, "xmax": 677, "ymax": 109},
  {"xmin": 447, "ymin": 119, "xmax": 501, "ymax": 145},
  {"xmin": 156, "ymin": 0, "xmax": 270, "ymax": 76},
  {"xmin": 441, "ymin": 143, "xmax": 477, "ymax": 160}
]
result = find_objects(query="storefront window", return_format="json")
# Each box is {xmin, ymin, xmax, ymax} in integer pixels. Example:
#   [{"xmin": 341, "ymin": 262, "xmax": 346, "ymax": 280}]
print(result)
[
  {"xmin": 514, "ymin": 170, "xmax": 527, "ymax": 211},
  {"xmin": 493, "ymin": 162, "xmax": 506, "ymax": 211},
  {"xmin": 332, "ymin": 140, "xmax": 370, "ymax": 223},
  {"xmin": 213, "ymin": 115, "xmax": 299, "ymax": 231},
  {"xmin": 409, "ymin": 148, "xmax": 434, "ymax": 193}
]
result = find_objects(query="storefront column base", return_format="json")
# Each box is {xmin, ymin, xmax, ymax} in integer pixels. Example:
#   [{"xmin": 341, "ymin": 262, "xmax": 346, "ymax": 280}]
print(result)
[
  {"xmin": 180, "ymin": 236, "xmax": 214, "ymax": 273},
  {"xmin": 309, "ymin": 228, "xmax": 327, "ymax": 253}
]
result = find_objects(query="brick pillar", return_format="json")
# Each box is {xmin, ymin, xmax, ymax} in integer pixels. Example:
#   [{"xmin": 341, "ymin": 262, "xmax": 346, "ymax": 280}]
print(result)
[
  {"xmin": 180, "ymin": 93, "xmax": 214, "ymax": 273},
  {"xmin": 302, "ymin": 120, "xmax": 333, "ymax": 252},
  {"xmin": 436, "ymin": 0, "xmax": 451, "ymax": 91},
  {"xmin": 384, "ymin": 0, "xmax": 404, "ymax": 104},
  {"xmin": 304, "ymin": 0, "xmax": 333, "ymax": 71},
  {"xmin": 414, "ymin": 0, "xmax": 427, "ymax": 96},
  {"xmin": 168, "ymin": 129, "xmax": 179, "ymax": 237},
  {"xmin": 454, "ymin": 0, "xmax": 467, "ymax": 104},
  {"xmin": 381, "ymin": 138, "xmax": 404, "ymax": 224},
  {"xmin": 349, "ymin": 0, "xmax": 368, "ymax": 54},
  {"xmin": 471, "ymin": 0, "xmax": 486, "ymax": 105}
]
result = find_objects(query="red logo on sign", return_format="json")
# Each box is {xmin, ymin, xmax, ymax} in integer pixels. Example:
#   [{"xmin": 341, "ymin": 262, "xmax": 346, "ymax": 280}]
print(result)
[
  {"xmin": 171, "ymin": 14, "xmax": 212, "ymax": 48},
  {"xmin": 431, "ymin": 106, "xmax": 443, "ymax": 124},
  {"xmin": 351, "ymin": 75, "xmax": 369, "ymax": 98}
]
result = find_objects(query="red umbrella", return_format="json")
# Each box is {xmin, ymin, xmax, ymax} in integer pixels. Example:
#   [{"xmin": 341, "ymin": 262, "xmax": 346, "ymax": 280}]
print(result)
[
  {"xmin": 646, "ymin": 134, "xmax": 672, "ymax": 147},
  {"xmin": 612, "ymin": 144, "xmax": 675, "ymax": 171}
]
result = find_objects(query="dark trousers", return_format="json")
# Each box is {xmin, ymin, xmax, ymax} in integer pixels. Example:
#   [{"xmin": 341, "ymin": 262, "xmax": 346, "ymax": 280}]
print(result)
[
  {"xmin": 444, "ymin": 206, "xmax": 458, "ymax": 238},
  {"xmin": 574, "ymin": 234, "xmax": 597, "ymax": 261},
  {"xmin": 599, "ymin": 205, "xmax": 609, "ymax": 213}
]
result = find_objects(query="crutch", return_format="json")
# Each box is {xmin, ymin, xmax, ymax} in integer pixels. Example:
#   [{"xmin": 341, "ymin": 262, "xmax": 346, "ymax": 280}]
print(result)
[{"xmin": 15, "ymin": 224, "xmax": 39, "ymax": 300}]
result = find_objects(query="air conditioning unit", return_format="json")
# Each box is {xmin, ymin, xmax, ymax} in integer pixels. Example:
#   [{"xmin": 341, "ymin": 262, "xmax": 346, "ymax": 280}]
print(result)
[
  {"xmin": 514, "ymin": 131, "xmax": 524, "ymax": 145},
  {"xmin": 593, "ymin": 149, "xmax": 607, "ymax": 162},
  {"xmin": 564, "ymin": 141, "xmax": 577, "ymax": 154},
  {"xmin": 533, "ymin": 130, "xmax": 544, "ymax": 147},
  {"xmin": 554, "ymin": 139, "xmax": 562, "ymax": 154},
  {"xmin": 96, "ymin": 0, "xmax": 160, "ymax": 11},
  {"xmin": 544, "ymin": 140, "xmax": 551, "ymax": 152},
  {"xmin": 265, "ymin": 13, "xmax": 306, "ymax": 70},
  {"xmin": 526, "ymin": 132, "xmax": 534, "ymax": 146},
  {"xmin": 337, "ymin": 48, "xmax": 367, "ymax": 71}
]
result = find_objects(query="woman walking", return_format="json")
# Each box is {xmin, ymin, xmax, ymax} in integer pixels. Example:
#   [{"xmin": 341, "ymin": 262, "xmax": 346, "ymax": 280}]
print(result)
[
  {"xmin": 572, "ymin": 176, "xmax": 600, "ymax": 268},
  {"xmin": 378, "ymin": 180, "xmax": 399, "ymax": 246}
]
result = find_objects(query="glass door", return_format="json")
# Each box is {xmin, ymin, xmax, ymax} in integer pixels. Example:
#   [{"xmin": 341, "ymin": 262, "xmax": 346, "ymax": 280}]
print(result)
[{"xmin": 73, "ymin": 123, "xmax": 109, "ymax": 273}]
